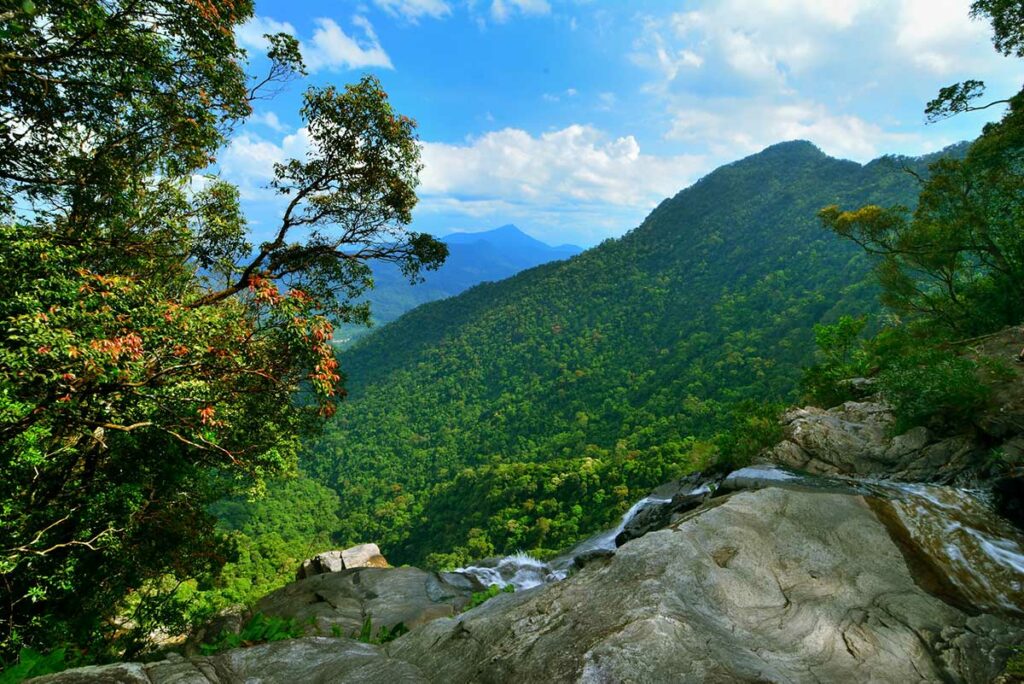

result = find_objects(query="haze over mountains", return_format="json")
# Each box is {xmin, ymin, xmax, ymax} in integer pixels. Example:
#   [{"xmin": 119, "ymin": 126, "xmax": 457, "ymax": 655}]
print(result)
[
  {"xmin": 336, "ymin": 224, "xmax": 581, "ymax": 345},
  {"xmin": 307, "ymin": 140, "xmax": 964, "ymax": 566}
]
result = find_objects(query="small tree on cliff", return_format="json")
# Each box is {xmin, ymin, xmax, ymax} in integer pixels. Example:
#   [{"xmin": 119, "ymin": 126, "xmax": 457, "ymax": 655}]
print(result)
[{"xmin": 0, "ymin": 0, "xmax": 445, "ymax": 661}]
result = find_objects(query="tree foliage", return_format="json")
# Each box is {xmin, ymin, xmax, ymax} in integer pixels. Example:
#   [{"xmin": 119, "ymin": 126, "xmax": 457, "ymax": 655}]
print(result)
[
  {"xmin": 815, "ymin": 0, "xmax": 1024, "ymax": 429},
  {"xmin": 0, "ymin": 0, "xmax": 443, "ymax": 662}
]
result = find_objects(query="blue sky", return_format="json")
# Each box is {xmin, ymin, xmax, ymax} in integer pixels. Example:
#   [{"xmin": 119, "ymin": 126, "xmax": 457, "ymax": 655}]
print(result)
[{"xmin": 221, "ymin": 0, "xmax": 1022, "ymax": 247}]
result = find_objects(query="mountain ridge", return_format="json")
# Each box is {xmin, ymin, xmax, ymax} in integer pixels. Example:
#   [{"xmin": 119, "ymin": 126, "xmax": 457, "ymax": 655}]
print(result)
[{"xmin": 311, "ymin": 140, "xmax": 948, "ymax": 566}]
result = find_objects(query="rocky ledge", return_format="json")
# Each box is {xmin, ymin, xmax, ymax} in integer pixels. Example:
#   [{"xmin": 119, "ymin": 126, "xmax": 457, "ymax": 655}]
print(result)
[{"xmin": 34, "ymin": 470, "xmax": 1024, "ymax": 683}]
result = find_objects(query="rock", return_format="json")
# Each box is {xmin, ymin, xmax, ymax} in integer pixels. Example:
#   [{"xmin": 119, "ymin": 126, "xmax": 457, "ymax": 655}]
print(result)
[
  {"xmin": 297, "ymin": 544, "xmax": 388, "ymax": 580},
  {"xmin": 32, "ymin": 638, "xmax": 427, "ymax": 683},
  {"xmin": 614, "ymin": 473, "xmax": 718, "ymax": 546},
  {"xmin": 387, "ymin": 487, "xmax": 1024, "ymax": 683},
  {"xmin": 257, "ymin": 566, "xmax": 478, "ymax": 639},
  {"xmin": 183, "ymin": 606, "xmax": 248, "ymax": 657},
  {"xmin": 764, "ymin": 400, "xmax": 986, "ymax": 482},
  {"xmin": 572, "ymin": 548, "xmax": 614, "ymax": 570},
  {"xmin": 993, "ymin": 474, "xmax": 1024, "ymax": 530},
  {"xmin": 31, "ymin": 486, "xmax": 1024, "ymax": 683},
  {"xmin": 342, "ymin": 543, "xmax": 386, "ymax": 569}
]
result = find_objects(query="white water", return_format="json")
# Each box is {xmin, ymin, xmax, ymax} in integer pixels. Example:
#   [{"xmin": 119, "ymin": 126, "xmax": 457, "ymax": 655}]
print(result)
[
  {"xmin": 454, "ymin": 471, "xmax": 1024, "ymax": 616},
  {"xmin": 455, "ymin": 494, "xmax": 677, "ymax": 590}
]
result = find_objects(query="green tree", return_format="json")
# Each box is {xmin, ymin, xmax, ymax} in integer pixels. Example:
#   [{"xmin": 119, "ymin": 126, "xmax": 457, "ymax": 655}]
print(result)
[
  {"xmin": 821, "ymin": 0, "xmax": 1024, "ymax": 338},
  {"xmin": 0, "ymin": 0, "xmax": 444, "ymax": 662}
]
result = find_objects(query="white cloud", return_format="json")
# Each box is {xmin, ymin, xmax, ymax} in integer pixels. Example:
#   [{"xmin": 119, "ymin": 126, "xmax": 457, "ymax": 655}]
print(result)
[
  {"xmin": 250, "ymin": 111, "xmax": 287, "ymax": 133},
  {"xmin": 634, "ymin": 0, "xmax": 1002, "ymax": 92},
  {"xmin": 236, "ymin": 15, "xmax": 392, "ymax": 73},
  {"xmin": 306, "ymin": 17, "xmax": 392, "ymax": 71},
  {"xmin": 219, "ymin": 128, "xmax": 311, "ymax": 199},
  {"xmin": 236, "ymin": 16, "xmax": 297, "ymax": 53},
  {"xmin": 420, "ymin": 125, "xmax": 705, "ymax": 207},
  {"xmin": 491, "ymin": 0, "xmax": 551, "ymax": 23},
  {"xmin": 665, "ymin": 99, "xmax": 933, "ymax": 161},
  {"xmin": 372, "ymin": 0, "xmax": 451, "ymax": 21}
]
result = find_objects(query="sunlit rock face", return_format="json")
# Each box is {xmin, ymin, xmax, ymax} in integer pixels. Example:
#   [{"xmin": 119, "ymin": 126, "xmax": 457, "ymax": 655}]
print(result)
[
  {"xmin": 31, "ymin": 479, "xmax": 1024, "ymax": 684},
  {"xmin": 386, "ymin": 486, "xmax": 1023, "ymax": 684}
]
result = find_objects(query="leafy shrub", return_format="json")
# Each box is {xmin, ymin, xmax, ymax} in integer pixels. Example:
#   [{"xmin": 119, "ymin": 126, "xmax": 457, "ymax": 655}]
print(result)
[
  {"xmin": 800, "ymin": 315, "xmax": 872, "ymax": 407},
  {"xmin": 466, "ymin": 584, "xmax": 515, "ymax": 611},
  {"xmin": 350, "ymin": 616, "xmax": 408, "ymax": 644},
  {"xmin": 712, "ymin": 401, "xmax": 786, "ymax": 468},
  {"xmin": 878, "ymin": 348, "xmax": 989, "ymax": 434},
  {"xmin": 199, "ymin": 613, "xmax": 303, "ymax": 655},
  {"xmin": 1005, "ymin": 644, "xmax": 1024, "ymax": 677},
  {"xmin": 0, "ymin": 647, "xmax": 70, "ymax": 683}
]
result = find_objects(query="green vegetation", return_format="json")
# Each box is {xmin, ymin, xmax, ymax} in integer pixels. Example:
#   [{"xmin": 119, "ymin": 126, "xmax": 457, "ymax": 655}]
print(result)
[
  {"xmin": 305, "ymin": 140, "xmax": 940, "ymax": 568},
  {"xmin": 0, "ymin": 647, "xmax": 74, "ymax": 684},
  {"xmin": 0, "ymin": 0, "xmax": 443, "ymax": 664},
  {"xmin": 466, "ymin": 584, "xmax": 515, "ymax": 611},
  {"xmin": 351, "ymin": 616, "xmax": 409, "ymax": 645},
  {"xmin": 199, "ymin": 613, "xmax": 304, "ymax": 656},
  {"xmin": 1006, "ymin": 645, "xmax": 1024, "ymax": 678},
  {"xmin": 808, "ymin": 0, "xmax": 1024, "ymax": 435}
]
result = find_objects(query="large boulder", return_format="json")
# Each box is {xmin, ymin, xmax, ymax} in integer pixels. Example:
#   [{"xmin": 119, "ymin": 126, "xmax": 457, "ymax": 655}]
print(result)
[
  {"xmin": 256, "ymin": 566, "xmax": 484, "ymax": 639},
  {"xmin": 388, "ymin": 487, "xmax": 1024, "ymax": 683},
  {"xmin": 297, "ymin": 543, "xmax": 389, "ymax": 580},
  {"xmin": 764, "ymin": 400, "xmax": 985, "ymax": 482}
]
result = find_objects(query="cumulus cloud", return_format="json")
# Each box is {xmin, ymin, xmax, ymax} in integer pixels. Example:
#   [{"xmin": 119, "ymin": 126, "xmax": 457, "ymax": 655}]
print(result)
[
  {"xmin": 236, "ymin": 15, "xmax": 392, "ymax": 73},
  {"xmin": 634, "ymin": 0, "xmax": 1001, "ymax": 93},
  {"xmin": 218, "ymin": 128, "xmax": 311, "ymax": 199},
  {"xmin": 420, "ymin": 125, "xmax": 705, "ymax": 207},
  {"xmin": 372, "ymin": 0, "xmax": 451, "ymax": 21}
]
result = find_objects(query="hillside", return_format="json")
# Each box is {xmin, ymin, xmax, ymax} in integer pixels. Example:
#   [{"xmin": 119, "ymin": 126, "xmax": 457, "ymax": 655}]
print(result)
[
  {"xmin": 335, "ymin": 225, "xmax": 581, "ymax": 346},
  {"xmin": 305, "ymin": 140, "xmax": 956, "ymax": 567}
]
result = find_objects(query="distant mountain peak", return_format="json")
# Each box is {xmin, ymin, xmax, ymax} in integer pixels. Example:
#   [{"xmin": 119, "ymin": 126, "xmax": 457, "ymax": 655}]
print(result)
[
  {"xmin": 756, "ymin": 140, "xmax": 827, "ymax": 158},
  {"xmin": 442, "ymin": 225, "xmax": 581, "ymax": 253}
]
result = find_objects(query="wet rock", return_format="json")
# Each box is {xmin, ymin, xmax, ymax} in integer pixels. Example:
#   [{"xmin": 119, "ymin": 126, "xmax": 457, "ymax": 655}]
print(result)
[
  {"xmin": 993, "ymin": 474, "xmax": 1024, "ymax": 531},
  {"xmin": 614, "ymin": 475, "xmax": 718, "ymax": 546},
  {"xmin": 572, "ymin": 548, "xmax": 614, "ymax": 570}
]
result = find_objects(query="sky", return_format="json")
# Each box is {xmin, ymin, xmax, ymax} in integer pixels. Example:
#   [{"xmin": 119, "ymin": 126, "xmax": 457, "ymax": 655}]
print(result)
[{"xmin": 222, "ymin": 0, "xmax": 1023, "ymax": 247}]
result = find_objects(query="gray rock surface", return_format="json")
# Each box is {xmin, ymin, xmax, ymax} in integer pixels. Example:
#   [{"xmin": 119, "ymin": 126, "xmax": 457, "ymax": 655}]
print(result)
[
  {"xmin": 764, "ymin": 401, "xmax": 984, "ymax": 482},
  {"xmin": 29, "ymin": 486, "xmax": 1024, "ymax": 683},
  {"xmin": 388, "ymin": 487, "xmax": 1023, "ymax": 683},
  {"xmin": 33, "ymin": 639, "xmax": 427, "ymax": 684},
  {"xmin": 257, "ymin": 566, "xmax": 481, "ymax": 639}
]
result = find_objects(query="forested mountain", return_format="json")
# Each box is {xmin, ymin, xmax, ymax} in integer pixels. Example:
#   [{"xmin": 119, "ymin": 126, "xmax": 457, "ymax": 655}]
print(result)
[
  {"xmin": 336, "ymin": 225, "xmax": 581, "ymax": 345},
  {"xmin": 305, "ymin": 140, "xmax": 960, "ymax": 568}
]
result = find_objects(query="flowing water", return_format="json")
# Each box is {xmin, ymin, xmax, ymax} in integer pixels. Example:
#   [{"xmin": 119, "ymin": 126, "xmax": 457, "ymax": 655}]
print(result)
[
  {"xmin": 455, "ymin": 466, "xmax": 1024, "ymax": 616},
  {"xmin": 455, "ymin": 495, "xmax": 675, "ymax": 589}
]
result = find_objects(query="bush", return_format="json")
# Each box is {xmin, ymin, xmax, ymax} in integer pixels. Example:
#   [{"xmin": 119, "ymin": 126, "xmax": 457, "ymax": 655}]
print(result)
[
  {"xmin": 878, "ymin": 348, "xmax": 989, "ymax": 433},
  {"xmin": 465, "ymin": 584, "xmax": 515, "ymax": 611},
  {"xmin": 199, "ymin": 613, "xmax": 304, "ymax": 655}
]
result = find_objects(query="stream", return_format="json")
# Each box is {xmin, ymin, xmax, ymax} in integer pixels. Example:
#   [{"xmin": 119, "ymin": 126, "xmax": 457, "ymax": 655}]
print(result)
[{"xmin": 455, "ymin": 465, "xmax": 1024, "ymax": 617}]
